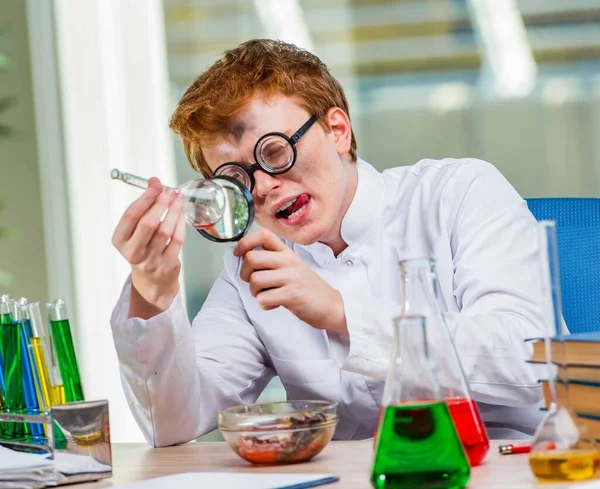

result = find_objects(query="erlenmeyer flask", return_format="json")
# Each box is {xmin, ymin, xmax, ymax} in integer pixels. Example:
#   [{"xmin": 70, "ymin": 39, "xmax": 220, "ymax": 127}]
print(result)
[
  {"xmin": 110, "ymin": 168, "xmax": 254, "ymax": 242},
  {"xmin": 398, "ymin": 259, "xmax": 489, "ymax": 466},
  {"xmin": 372, "ymin": 315, "xmax": 470, "ymax": 489},
  {"xmin": 529, "ymin": 221, "xmax": 600, "ymax": 481}
]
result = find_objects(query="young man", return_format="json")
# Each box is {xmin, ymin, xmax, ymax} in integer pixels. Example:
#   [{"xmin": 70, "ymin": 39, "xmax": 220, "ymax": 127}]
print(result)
[{"xmin": 111, "ymin": 39, "xmax": 544, "ymax": 447}]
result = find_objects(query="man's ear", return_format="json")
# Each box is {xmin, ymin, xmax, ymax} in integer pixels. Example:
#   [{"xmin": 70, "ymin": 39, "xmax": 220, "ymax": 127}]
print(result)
[{"xmin": 326, "ymin": 107, "xmax": 352, "ymax": 157}]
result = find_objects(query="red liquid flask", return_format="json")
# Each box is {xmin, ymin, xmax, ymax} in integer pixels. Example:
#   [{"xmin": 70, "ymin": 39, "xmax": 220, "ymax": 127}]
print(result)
[
  {"xmin": 397, "ymin": 259, "xmax": 490, "ymax": 466},
  {"xmin": 446, "ymin": 397, "xmax": 489, "ymax": 466},
  {"xmin": 374, "ymin": 399, "xmax": 489, "ymax": 466}
]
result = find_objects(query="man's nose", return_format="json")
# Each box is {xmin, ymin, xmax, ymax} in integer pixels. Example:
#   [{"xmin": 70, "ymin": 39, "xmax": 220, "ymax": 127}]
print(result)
[{"xmin": 254, "ymin": 169, "xmax": 281, "ymax": 198}]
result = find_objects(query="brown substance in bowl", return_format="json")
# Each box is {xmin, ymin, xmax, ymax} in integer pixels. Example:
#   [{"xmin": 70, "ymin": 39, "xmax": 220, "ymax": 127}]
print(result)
[
  {"xmin": 232, "ymin": 424, "xmax": 336, "ymax": 464},
  {"xmin": 220, "ymin": 401, "xmax": 339, "ymax": 465}
]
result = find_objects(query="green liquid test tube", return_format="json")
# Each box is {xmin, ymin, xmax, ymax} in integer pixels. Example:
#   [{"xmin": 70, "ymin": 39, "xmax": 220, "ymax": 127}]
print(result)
[
  {"xmin": 0, "ymin": 296, "xmax": 26, "ymax": 440},
  {"xmin": 0, "ymin": 295, "xmax": 10, "ymax": 439},
  {"xmin": 46, "ymin": 299, "xmax": 84, "ymax": 402}
]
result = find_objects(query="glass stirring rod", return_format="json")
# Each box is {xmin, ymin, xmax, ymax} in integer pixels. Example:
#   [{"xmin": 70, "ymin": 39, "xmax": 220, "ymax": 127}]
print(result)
[{"xmin": 110, "ymin": 168, "xmax": 226, "ymax": 229}]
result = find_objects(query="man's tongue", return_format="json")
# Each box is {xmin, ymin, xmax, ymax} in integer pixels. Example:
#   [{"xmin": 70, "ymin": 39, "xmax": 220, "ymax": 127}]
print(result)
[{"xmin": 278, "ymin": 194, "xmax": 309, "ymax": 219}]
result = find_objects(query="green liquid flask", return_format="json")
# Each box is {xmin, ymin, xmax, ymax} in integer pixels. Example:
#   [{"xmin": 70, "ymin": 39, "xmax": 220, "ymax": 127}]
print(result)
[
  {"xmin": 46, "ymin": 299, "xmax": 84, "ymax": 402},
  {"xmin": 371, "ymin": 316, "xmax": 470, "ymax": 489}
]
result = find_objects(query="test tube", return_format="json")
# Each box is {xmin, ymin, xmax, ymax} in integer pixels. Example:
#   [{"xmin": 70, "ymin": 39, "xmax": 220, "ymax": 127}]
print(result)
[
  {"xmin": 46, "ymin": 299, "xmax": 84, "ymax": 402},
  {"xmin": 0, "ymin": 295, "xmax": 9, "ymax": 396},
  {"xmin": 26, "ymin": 301, "xmax": 68, "ymax": 447},
  {"xmin": 14, "ymin": 300, "xmax": 44, "ymax": 441},
  {"xmin": 0, "ymin": 295, "xmax": 10, "ymax": 438},
  {"xmin": 0, "ymin": 295, "xmax": 26, "ymax": 440},
  {"xmin": 25, "ymin": 302, "xmax": 53, "ymax": 412},
  {"xmin": 34, "ymin": 302, "xmax": 66, "ymax": 405}
]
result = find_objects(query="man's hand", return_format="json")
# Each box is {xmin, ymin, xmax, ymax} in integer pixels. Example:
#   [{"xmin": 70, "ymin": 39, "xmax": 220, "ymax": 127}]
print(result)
[
  {"xmin": 112, "ymin": 178, "xmax": 186, "ymax": 318},
  {"xmin": 234, "ymin": 229, "xmax": 348, "ymax": 335}
]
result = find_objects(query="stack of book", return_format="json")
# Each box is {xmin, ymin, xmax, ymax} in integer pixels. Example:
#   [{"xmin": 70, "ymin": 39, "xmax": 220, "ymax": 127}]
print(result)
[{"xmin": 529, "ymin": 331, "xmax": 600, "ymax": 440}]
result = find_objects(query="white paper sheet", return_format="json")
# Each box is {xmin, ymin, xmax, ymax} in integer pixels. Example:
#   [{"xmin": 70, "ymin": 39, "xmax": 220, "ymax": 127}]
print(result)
[{"xmin": 114, "ymin": 472, "xmax": 339, "ymax": 489}]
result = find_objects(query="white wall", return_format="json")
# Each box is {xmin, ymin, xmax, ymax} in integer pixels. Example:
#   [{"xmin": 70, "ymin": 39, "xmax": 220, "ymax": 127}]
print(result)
[
  {"xmin": 43, "ymin": 0, "xmax": 178, "ymax": 443},
  {"xmin": 0, "ymin": 0, "xmax": 49, "ymax": 303}
]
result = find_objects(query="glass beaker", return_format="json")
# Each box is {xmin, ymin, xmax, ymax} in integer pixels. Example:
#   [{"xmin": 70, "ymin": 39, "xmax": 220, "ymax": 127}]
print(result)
[
  {"xmin": 110, "ymin": 168, "xmax": 254, "ymax": 242},
  {"xmin": 529, "ymin": 221, "xmax": 600, "ymax": 482},
  {"xmin": 372, "ymin": 315, "xmax": 470, "ymax": 489},
  {"xmin": 397, "ymin": 259, "xmax": 489, "ymax": 466}
]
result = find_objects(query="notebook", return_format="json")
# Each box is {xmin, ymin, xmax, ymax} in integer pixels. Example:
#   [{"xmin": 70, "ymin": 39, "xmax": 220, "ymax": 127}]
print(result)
[{"xmin": 114, "ymin": 472, "xmax": 339, "ymax": 489}]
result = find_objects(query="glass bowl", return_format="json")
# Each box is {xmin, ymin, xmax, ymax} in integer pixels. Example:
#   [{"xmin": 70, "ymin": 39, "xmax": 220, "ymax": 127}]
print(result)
[{"xmin": 218, "ymin": 400, "xmax": 338, "ymax": 465}]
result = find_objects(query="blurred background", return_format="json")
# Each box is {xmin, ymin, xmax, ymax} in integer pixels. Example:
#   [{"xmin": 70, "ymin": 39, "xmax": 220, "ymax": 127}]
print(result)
[{"xmin": 1, "ymin": 0, "xmax": 599, "ymax": 442}]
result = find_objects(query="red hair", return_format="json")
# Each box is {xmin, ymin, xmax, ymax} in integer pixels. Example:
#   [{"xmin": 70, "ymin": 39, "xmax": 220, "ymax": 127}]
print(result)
[{"xmin": 169, "ymin": 39, "xmax": 357, "ymax": 177}]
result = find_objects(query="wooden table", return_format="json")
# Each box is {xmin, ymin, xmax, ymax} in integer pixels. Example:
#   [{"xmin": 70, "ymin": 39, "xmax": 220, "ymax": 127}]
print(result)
[{"xmin": 79, "ymin": 440, "xmax": 593, "ymax": 488}]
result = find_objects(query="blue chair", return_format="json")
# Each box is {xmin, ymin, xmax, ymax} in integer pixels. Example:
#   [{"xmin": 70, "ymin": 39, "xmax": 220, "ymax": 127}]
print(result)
[{"xmin": 526, "ymin": 198, "xmax": 600, "ymax": 333}]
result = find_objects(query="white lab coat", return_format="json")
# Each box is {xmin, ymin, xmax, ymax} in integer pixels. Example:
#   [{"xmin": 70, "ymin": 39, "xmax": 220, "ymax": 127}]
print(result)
[{"xmin": 111, "ymin": 158, "xmax": 546, "ymax": 447}]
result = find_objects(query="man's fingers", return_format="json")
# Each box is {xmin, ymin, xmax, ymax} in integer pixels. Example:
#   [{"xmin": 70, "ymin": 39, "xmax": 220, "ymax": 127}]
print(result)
[
  {"xmin": 234, "ymin": 228, "xmax": 286, "ymax": 257},
  {"xmin": 125, "ymin": 188, "xmax": 176, "ymax": 253},
  {"xmin": 239, "ymin": 250, "xmax": 288, "ymax": 282},
  {"xmin": 248, "ymin": 269, "xmax": 287, "ymax": 297},
  {"xmin": 255, "ymin": 286, "xmax": 288, "ymax": 311},
  {"xmin": 163, "ymin": 208, "xmax": 187, "ymax": 263},
  {"xmin": 112, "ymin": 178, "xmax": 163, "ymax": 245},
  {"xmin": 146, "ymin": 193, "xmax": 185, "ymax": 258}
]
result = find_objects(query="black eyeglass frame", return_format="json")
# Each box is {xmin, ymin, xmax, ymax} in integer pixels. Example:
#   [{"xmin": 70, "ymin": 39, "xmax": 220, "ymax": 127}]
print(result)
[{"xmin": 212, "ymin": 115, "xmax": 318, "ymax": 193}]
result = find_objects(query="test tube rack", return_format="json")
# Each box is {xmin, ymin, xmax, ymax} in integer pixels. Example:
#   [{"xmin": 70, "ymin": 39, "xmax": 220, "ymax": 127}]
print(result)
[{"xmin": 0, "ymin": 400, "xmax": 112, "ymax": 485}]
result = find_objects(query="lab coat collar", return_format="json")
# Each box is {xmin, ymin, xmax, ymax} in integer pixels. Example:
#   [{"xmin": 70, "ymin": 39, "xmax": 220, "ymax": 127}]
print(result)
[{"xmin": 340, "ymin": 159, "xmax": 382, "ymax": 245}]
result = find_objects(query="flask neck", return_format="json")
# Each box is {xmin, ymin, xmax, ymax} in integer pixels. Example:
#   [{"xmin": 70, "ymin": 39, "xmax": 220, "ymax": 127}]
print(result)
[
  {"xmin": 400, "ymin": 258, "xmax": 442, "ymax": 316},
  {"xmin": 398, "ymin": 258, "xmax": 472, "ymax": 400},
  {"xmin": 111, "ymin": 169, "xmax": 155, "ymax": 191},
  {"xmin": 383, "ymin": 315, "xmax": 443, "ymax": 405}
]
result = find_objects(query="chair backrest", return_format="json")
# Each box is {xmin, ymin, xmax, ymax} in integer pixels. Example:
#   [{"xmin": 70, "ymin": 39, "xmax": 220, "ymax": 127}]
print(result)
[{"xmin": 526, "ymin": 198, "xmax": 600, "ymax": 333}]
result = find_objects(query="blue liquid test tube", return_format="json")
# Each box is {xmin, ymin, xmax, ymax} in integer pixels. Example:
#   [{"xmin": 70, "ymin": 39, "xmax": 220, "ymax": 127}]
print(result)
[{"xmin": 14, "ymin": 300, "xmax": 45, "ymax": 442}]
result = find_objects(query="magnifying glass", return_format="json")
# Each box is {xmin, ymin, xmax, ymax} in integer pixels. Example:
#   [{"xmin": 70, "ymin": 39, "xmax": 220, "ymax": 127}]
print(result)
[{"xmin": 110, "ymin": 169, "xmax": 255, "ymax": 242}]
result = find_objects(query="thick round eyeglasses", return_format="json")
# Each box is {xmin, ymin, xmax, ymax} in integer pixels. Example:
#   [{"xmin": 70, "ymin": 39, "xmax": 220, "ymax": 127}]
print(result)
[{"xmin": 212, "ymin": 116, "xmax": 317, "ymax": 193}]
